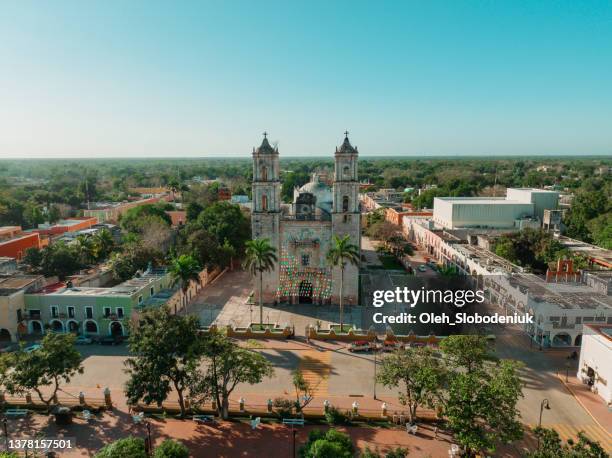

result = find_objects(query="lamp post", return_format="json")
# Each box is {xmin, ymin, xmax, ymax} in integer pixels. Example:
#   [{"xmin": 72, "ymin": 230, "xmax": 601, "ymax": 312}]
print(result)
[
  {"xmin": 537, "ymin": 398, "xmax": 550, "ymax": 449},
  {"xmin": 291, "ymin": 428, "xmax": 297, "ymax": 458},
  {"xmin": 565, "ymin": 361, "xmax": 571, "ymax": 383},
  {"xmin": 2, "ymin": 417, "xmax": 8, "ymax": 451},
  {"xmin": 373, "ymin": 342, "xmax": 378, "ymax": 400},
  {"xmin": 144, "ymin": 420, "xmax": 153, "ymax": 457}
]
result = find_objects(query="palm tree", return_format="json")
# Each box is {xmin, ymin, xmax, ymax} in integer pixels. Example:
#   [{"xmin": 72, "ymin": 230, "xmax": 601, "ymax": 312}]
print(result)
[
  {"xmin": 169, "ymin": 254, "xmax": 202, "ymax": 314},
  {"xmin": 327, "ymin": 234, "xmax": 360, "ymax": 333},
  {"xmin": 74, "ymin": 235, "xmax": 95, "ymax": 266},
  {"xmin": 93, "ymin": 228, "xmax": 114, "ymax": 260},
  {"xmin": 243, "ymin": 239, "xmax": 277, "ymax": 327}
]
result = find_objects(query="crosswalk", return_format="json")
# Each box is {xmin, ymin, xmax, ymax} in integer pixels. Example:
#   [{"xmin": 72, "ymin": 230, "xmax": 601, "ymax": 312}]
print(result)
[
  {"xmin": 298, "ymin": 350, "xmax": 331, "ymax": 396},
  {"xmin": 522, "ymin": 424, "xmax": 612, "ymax": 452}
]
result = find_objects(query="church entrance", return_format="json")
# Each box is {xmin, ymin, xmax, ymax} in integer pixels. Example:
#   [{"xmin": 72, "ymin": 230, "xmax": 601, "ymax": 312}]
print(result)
[{"xmin": 299, "ymin": 281, "xmax": 313, "ymax": 304}]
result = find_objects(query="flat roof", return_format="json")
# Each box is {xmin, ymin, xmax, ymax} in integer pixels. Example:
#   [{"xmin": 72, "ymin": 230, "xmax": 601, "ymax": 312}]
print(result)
[
  {"xmin": 508, "ymin": 273, "xmax": 612, "ymax": 310},
  {"xmin": 585, "ymin": 324, "xmax": 612, "ymax": 341},
  {"xmin": 0, "ymin": 275, "xmax": 42, "ymax": 295},
  {"xmin": 434, "ymin": 197, "xmax": 531, "ymax": 205}
]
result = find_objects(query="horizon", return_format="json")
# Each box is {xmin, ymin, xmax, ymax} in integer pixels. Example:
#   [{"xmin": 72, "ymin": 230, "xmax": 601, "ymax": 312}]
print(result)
[{"xmin": 1, "ymin": 1, "xmax": 612, "ymax": 158}]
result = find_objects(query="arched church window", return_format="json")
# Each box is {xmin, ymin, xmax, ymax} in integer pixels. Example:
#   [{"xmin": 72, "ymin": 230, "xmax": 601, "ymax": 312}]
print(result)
[
  {"xmin": 262, "ymin": 194, "xmax": 268, "ymax": 211},
  {"xmin": 261, "ymin": 166, "xmax": 268, "ymax": 181},
  {"xmin": 342, "ymin": 196, "xmax": 349, "ymax": 212},
  {"xmin": 343, "ymin": 165, "xmax": 350, "ymax": 178}
]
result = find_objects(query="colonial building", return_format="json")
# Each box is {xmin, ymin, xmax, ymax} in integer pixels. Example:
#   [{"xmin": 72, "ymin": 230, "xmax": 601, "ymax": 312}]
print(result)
[{"xmin": 251, "ymin": 133, "xmax": 361, "ymax": 305}]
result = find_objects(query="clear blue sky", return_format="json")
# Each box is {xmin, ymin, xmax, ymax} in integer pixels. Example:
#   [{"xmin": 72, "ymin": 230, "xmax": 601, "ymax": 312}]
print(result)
[{"xmin": 1, "ymin": 0, "xmax": 611, "ymax": 158}]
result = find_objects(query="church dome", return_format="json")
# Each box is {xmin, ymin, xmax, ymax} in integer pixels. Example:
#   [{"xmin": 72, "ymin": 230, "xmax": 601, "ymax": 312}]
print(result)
[
  {"xmin": 255, "ymin": 134, "xmax": 276, "ymax": 154},
  {"xmin": 296, "ymin": 174, "xmax": 333, "ymax": 213}
]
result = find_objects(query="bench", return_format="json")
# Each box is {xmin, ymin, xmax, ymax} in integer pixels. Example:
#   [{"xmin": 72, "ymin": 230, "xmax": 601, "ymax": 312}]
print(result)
[
  {"xmin": 132, "ymin": 412, "xmax": 145, "ymax": 424},
  {"xmin": 193, "ymin": 414, "xmax": 215, "ymax": 424},
  {"xmin": 282, "ymin": 418, "xmax": 305, "ymax": 426},
  {"xmin": 251, "ymin": 417, "xmax": 261, "ymax": 430},
  {"xmin": 406, "ymin": 423, "xmax": 418, "ymax": 435},
  {"xmin": 5, "ymin": 409, "xmax": 30, "ymax": 418}
]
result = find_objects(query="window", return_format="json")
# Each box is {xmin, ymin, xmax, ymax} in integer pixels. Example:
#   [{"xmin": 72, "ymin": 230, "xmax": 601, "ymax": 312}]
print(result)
[
  {"xmin": 85, "ymin": 307, "xmax": 93, "ymax": 319},
  {"xmin": 138, "ymin": 296, "xmax": 143, "ymax": 304},
  {"xmin": 17, "ymin": 309, "xmax": 23, "ymax": 322},
  {"xmin": 68, "ymin": 306, "xmax": 75, "ymax": 318},
  {"xmin": 116, "ymin": 308, "xmax": 124, "ymax": 319},
  {"xmin": 261, "ymin": 166, "xmax": 268, "ymax": 181},
  {"xmin": 342, "ymin": 196, "xmax": 349, "ymax": 212},
  {"xmin": 150, "ymin": 287, "xmax": 154, "ymax": 296},
  {"xmin": 29, "ymin": 309, "xmax": 41, "ymax": 319},
  {"xmin": 103, "ymin": 307, "xmax": 111, "ymax": 318},
  {"xmin": 343, "ymin": 165, "xmax": 350, "ymax": 177},
  {"xmin": 51, "ymin": 306, "xmax": 58, "ymax": 318},
  {"xmin": 262, "ymin": 194, "xmax": 268, "ymax": 211},
  {"xmin": 301, "ymin": 254, "xmax": 310, "ymax": 267}
]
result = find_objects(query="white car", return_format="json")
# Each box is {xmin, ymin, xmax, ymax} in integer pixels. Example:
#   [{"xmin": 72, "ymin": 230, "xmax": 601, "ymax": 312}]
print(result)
[
  {"xmin": 74, "ymin": 336, "xmax": 93, "ymax": 345},
  {"xmin": 418, "ymin": 265, "xmax": 427, "ymax": 272}
]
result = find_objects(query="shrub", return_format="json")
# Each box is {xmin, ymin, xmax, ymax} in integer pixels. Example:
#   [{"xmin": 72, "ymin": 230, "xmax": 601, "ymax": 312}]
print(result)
[
  {"xmin": 94, "ymin": 436, "xmax": 147, "ymax": 458},
  {"xmin": 300, "ymin": 428, "xmax": 355, "ymax": 458},
  {"xmin": 153, "ymin": 439, "xmax": 189, "ymax": 458},
  {"xmin": 385, "ymin": 447, "xmax": 409, "ymax": 458},
  {"xmin": 325, "ymin": 406, "xmax": 348, "ymax": 426},
  {"xmin": 273, "ymin": 397, "xmax": 295, "ymax": 418}
]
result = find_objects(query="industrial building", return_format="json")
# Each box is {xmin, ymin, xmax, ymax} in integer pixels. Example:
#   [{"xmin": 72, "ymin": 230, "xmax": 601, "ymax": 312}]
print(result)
[{"xmin": 432, "ymin": 188, "xmax": 559, "ymax": 230}]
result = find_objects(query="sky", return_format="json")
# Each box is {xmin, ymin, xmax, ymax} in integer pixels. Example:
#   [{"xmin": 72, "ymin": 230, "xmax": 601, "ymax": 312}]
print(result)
[{"xmin": 0, "ymin": 0, "xmax": 611, "ymax": 158}]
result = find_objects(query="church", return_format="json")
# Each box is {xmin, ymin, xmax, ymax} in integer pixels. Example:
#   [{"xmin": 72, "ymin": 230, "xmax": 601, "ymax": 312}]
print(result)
[{"xmin": 251, "ymin": 133, "xmax": 361, "ymax": 306}]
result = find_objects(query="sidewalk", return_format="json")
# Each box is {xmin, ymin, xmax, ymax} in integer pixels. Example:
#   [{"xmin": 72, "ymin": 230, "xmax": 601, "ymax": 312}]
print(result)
[{"xmin": 558, "ymin": 374, "xmax": 612, "ymax": 435}]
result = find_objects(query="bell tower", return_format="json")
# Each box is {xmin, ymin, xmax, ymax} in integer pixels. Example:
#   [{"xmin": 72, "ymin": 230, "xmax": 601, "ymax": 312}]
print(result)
[
  {"xmin": 251, "ymin": 132, "xmax": 281, "ymax": 304},
  {"xmin": 331, "ymin": 131, "xmax": 361, "ymax": 306}
]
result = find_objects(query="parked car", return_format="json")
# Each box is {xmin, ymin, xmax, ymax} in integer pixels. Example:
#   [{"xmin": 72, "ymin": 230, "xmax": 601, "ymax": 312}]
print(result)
[
  {"xmin": 348, "ymin": 340, "xmax": 372, "ymax": 353},
  {"xmin": 418, "ymin": 264, "xmax": 427, "ymax": 272},
  {"xmin": 0, "ymin": 343, "xmax": 20, "ymax": 354},
  {"xmin": 99, "ymin": 336, "xmax": 122, "ymax": 346},
  {"xmin": 74, "ymin": 335, "xmax": 93, "ymax": 345},
  {"xmin": 383, "ymin": 340, "xmax": 404, "ymax": 352},
  {"xmin": 24, "ymin": 343, "xmax": 42, "ymax": 352}
]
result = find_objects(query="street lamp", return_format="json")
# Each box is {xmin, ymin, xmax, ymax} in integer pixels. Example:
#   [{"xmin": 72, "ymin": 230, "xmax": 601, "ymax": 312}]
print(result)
[
  {"xmin": 144, "ymin": 420, "xmax": 153, "ymax": 457},
  {"xmin": 565, "ymin": 361, "xmax": 571, "ymax": 383},
  {"xmin": 2, "ymin": 417, "xmax": 8, "ymax": 451},
  {"xmin": 373, "ymin": 342, "xmax": 378, "ymax": 400},
  {"xmin": 537, "ymin": 399, "xmax": 551, "ymax": 449}
]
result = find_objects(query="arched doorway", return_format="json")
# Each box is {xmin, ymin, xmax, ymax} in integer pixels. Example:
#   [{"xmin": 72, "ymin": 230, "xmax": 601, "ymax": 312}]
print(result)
[
  {"xmin": 67, "ymin": 320, "xmax": 79, "ymax": 333},
  {"xmin": 574, "ymin": 334, "xmax": 582, "ymax": 346},
  {"xmin": 50, "ymin": 320, "xmax": 64, "ymax": 333},
  {"xmin": 552, "ymin": 333, "xmax": 572, "ymax": 346},
  {"xmin": 0, "ymin": 329, "xmax": 11, "ymax": 342},
  {"xmin": 109, "ymin": 321, "xmax": 124, "ymax": 337},
  {"xmin": 84, "ymin": 320, "xmax": 98, "ymax": 335},
  {"xmin": 30, "ymin": 321, "xmax": 43, "ymax": 335},
  {"xmin": 298, "ymin": 281, "xmax": 313, "ymax": 304}
]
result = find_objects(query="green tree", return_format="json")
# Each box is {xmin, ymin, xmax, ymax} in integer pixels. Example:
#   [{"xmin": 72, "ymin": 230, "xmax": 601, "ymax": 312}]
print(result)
[
  {"xmin": 93, "ymin": 228, "xmax": 115, "ymax": 260},
  {"xmin": 74, "ymin": 234, "xmax": 96, "ymax": 265},
  {"xmin": 292, "ymin": 368, "xmax": 315, "ymax": 412},
  {"xmin": 23, "ymin": 247, "xmax": 43, "ymax": 272},
  {"xmin": 326, "ymin": 235, "xmax": 360, "ymax": 332},
  {"xmin": 197, "ymin": 201, "xmax": 251, "ymax": 256},
  {"xmin": 444, "ymin": 359, "xmax": 524, "ymax": 457},
  {"xmin": 299, "ymin": 429, "xmax": 355, "ymax": 458},
  {"xmin": 23, "ymin": 201, "xmax": 44, "ymax": 228},
  {"xmin": 47, "ymin": 204, "xmax": 62, "ymax": 224},
  {"xmin": 186, "ymin": 202, "xmax": 204, "ymax": 221},
  {"xmin": 94, "ymin": 437, "xmax": 147, "ymax": 458},
  {"xmin": 440, "ymin": 334, "xmax": 494, "ymax": 373},
  {"xmin": 376, "ymin": 347, "xmax": 446, "ymax": 424},
  {"xmin": 39, "ymin": 241, "xmax": 81, "ymax": 280},
  {"xmin": 527, "ymin": 427, "xmax": 608, "ymax": 458},
  {"xmin": 194, "ymin": 333, "xmax": 274, "ymax": 420},
  {"xmin": 1, "ymin": 333, "xmax": 83, "ymax": 409},
  {"xmin": 168, "ymin": 254, "xmax": 201, "ymax": 314},
  {"xmin": 153, "ymin": 439, "xmax": 190, "ymax": 458},
  {"xmin": 244, "ymin": 238, "xmax": 278, "ymax": 325},
  {"xmin": 120, "ymin": 204, "xmax": 172, "ymax": 233},
  {"xmin": 587, "ymin": 213, "xmax": 612, "ymax": 249},
  {"xmin": 125, "ymin": 307, "xmax": 203, "ymax": 418}
]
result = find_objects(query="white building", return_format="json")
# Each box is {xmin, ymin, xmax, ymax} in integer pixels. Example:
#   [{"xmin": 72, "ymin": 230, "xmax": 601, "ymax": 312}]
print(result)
[
  {"xmin": 433, "ymin": 188, "xmax": 559, "ymax": 230},
  {"xmin": 577, "ymin": 324, "xmax": 612, "ymax": 404},
  {"xmin": 403, "ymin": 218, "xmax": 612, "ymax": 348}
]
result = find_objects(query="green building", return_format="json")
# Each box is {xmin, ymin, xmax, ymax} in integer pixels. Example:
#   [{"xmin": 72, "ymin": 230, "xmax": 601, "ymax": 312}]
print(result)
[{"xmin": 24, "ymin": 268, "xmax": 174, "ymax": 337}]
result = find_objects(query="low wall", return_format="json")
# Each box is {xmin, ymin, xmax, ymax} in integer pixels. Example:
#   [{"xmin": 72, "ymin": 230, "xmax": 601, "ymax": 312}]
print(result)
[
  {"xmin": 198, "ymin": 324, "xmax": 294, "ymax": 340},
  {"xmin": 307, "ymin": 326, "xmax": 444, "ymax": 345}
]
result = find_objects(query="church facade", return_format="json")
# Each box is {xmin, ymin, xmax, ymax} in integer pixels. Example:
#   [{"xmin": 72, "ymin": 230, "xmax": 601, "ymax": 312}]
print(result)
[{"xmin": 251, "ymin": 134, "xmax": 361, "ymax": 306}]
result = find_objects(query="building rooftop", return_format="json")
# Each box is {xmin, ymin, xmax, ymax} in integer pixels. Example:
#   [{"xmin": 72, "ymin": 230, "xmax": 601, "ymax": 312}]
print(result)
[
  {"xmin": 508, "ymin": 273, "xmax": 612, "ymax": 310},
  {"xmin": 36, "ymin": 268, "xmax": 170, "ymax": 297},
  {"xmin": 584, "ymin": 324, "xmax": 612, "ymax": 341},
  {"xmin": 435, "ymin": 197, "xmax": 530, "ymax": 205},
  {"xmin": 0, "ymin": 275, "xmax": 43, "ymax": 295}
]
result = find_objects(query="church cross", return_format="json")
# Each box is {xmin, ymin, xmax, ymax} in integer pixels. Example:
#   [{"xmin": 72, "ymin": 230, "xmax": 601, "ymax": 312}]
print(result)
[
  {"xmin": 263, "ymin": 131, "xmax": 268, "ymax": 139},
  {"xmin": 344, "ymin": 130, "xmax": 349, "ymax": 138}
]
